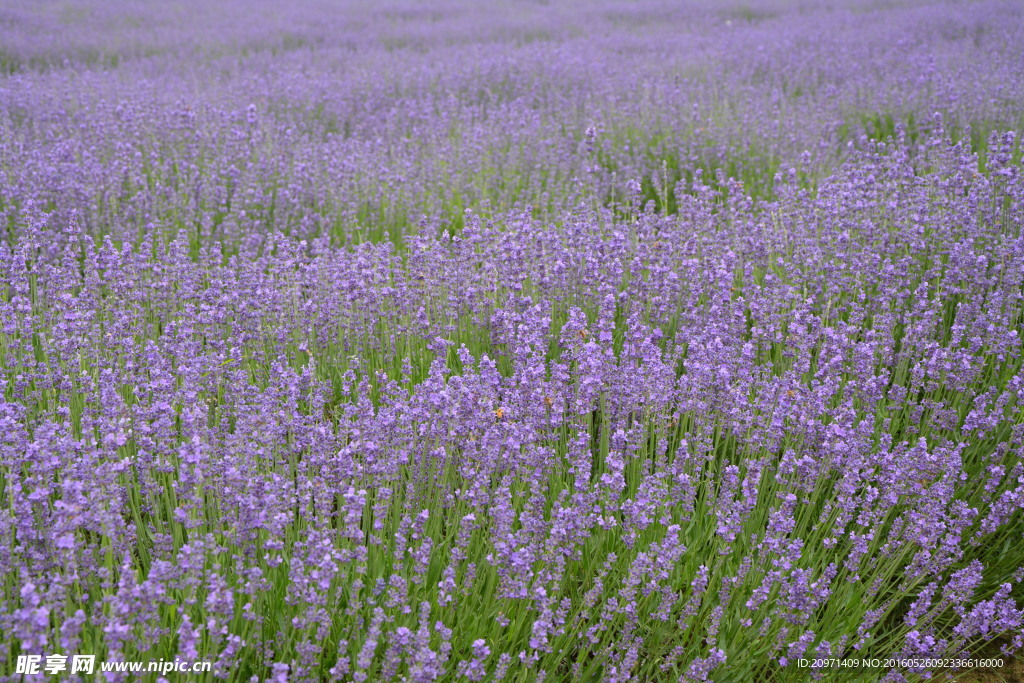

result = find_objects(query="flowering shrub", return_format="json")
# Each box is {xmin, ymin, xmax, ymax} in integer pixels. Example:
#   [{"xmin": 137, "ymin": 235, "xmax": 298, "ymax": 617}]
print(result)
[{"xmin": 1, "ymin": 1, "xmax": 1023, "ymax": 681}]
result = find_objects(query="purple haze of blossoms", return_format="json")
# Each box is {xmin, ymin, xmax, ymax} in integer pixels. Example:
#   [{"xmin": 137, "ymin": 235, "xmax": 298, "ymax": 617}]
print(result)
[{"xmin": 1, "ymin": 0, "xmax": 1024, "ymax": 681}]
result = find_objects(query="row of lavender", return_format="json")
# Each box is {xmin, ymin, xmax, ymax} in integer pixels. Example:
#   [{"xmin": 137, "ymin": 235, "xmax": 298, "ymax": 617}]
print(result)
[
  {"xmin": 2, "ymin": 0, "xmax": 1023, "ymax": 245},
  {"xmin": 2, "ymin": 0, "xmax": 1024, "ymax": 681},
  {"xmin": 2, "ymin": 124, "xmax": 1023, "ymax": 680}
]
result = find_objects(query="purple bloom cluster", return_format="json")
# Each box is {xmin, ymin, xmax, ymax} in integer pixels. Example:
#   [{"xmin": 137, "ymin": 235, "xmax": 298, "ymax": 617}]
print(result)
[{"xmin": 1, "ymin": 1, "xmax": 1023, "ymax": 681}]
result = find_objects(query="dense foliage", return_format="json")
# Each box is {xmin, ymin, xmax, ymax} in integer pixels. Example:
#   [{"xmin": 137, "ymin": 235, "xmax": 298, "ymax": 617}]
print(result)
[{"xmin": 1, "ymin": 1, "xmax": 1023, "ymax": 681}]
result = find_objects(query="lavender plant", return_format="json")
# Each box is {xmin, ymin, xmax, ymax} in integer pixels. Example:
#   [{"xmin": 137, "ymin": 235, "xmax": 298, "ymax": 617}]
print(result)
[{"xmin": 1, "ymin": 1, "xmax": 1023, "ymax": 682}]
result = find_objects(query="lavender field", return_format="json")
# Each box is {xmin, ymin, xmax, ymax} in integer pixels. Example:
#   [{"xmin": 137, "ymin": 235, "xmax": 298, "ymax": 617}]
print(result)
[{"xmin": 2, "ymin": 1, "xmax": 1024, "ymax": 681}]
